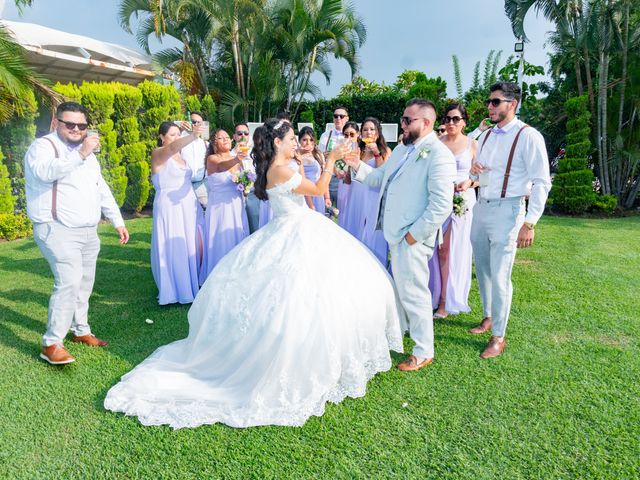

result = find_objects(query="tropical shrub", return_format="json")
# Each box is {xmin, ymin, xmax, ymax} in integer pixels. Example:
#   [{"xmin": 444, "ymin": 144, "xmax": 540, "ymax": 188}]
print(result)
[
  {"xmin": 0, "ymin": 154, "xmax": 15, "ymax": 214},
  {"xmin": 0, "ymin": 213, "xmax": 31, "ymax": 241},
  {"xmin": 592, "ymin": 194, "xmax": 618, "ymax": 215},
  {"xmin": 0, "ymin": 89, "xmax": 38, "ymax": 213}
]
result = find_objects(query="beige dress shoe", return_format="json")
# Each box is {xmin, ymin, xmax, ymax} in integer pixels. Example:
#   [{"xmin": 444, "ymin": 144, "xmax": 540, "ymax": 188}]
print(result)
[
  {"xmin": 40, "ymin": 344, "xmax": 76, "ymax": 365},
  {"xmin": 480, "ymin": 336, "xmax": 506, "ymax": 359},
  {"xmin": 71, "ymin": 334, "xmax": 108, "ymax": 347},
  {"xmin": 469, "ymin": 317, "xmax": 492, "ymax": 334},
  {"xmin": 397, "ymin": 355, "xmax": 433, "ymax": 372}
]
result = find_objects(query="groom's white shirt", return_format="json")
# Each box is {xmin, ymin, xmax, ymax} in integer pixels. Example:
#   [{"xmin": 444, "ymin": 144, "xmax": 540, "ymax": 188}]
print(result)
[{"xmin": 354, "ymin": 131, "xmax": 456, "ymax": 246}]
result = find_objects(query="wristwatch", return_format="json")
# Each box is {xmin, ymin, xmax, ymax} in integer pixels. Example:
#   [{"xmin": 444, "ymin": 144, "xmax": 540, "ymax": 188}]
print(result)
[{"xmin": 523, "ymin": 222, "xmax": 535, "ymax": 230}]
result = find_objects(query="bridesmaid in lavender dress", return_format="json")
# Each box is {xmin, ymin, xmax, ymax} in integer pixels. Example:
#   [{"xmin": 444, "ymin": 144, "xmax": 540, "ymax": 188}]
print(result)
[
  {"xmin": 298, "ymin": 127, "xmax": 330, "ymax": 214},
  {"xmin": 337, "ymin": 122, "xmax": 360, "ymax": 231},
  {"xmin": 429, "ymin": 104, "xmax": 478, "ymax": 318},
  {"xmin": 200, "ymin": 129, "xmax": 250, "ymax": 282},
  {"xmin": 358, "ymin": 117, "xmax": 392, "ymax": 266},
  {"xmin": 150, "ymin": 121, "xmax": 206, "ymax": 305}
]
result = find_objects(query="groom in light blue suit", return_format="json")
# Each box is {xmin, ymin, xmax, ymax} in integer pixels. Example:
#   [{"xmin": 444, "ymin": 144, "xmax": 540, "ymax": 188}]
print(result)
[{"xmin": 346, "ymin": 98, "xmax": 456, "ymax": 371}]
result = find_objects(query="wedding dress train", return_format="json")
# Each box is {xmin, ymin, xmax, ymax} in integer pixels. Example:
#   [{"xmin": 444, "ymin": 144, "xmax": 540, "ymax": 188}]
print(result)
[{"xmin": 105, "ymin": 172, "xmax": 404, "ymax": 428}]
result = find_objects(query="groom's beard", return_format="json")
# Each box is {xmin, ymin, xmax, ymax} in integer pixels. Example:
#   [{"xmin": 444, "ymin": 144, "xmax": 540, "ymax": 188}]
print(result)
[{"xmin": 403, "ymin": 131, "xmax": 417, "ymax": 145}]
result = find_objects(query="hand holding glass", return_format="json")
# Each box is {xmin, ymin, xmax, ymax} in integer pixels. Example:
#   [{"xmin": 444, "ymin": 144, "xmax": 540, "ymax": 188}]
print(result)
[{"xmin": 86, "ymin": 129, "xmax": 100, "ymax": 153}]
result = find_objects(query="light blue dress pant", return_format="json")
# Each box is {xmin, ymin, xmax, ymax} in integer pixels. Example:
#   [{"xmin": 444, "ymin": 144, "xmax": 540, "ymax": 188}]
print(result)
[
  {"xmin": 390, "ymin": 239, "xmax": 435, "ymax": 359},
  {"xmin": 470, "ymin": 196, "xmax": 525, "ymax": 337}
]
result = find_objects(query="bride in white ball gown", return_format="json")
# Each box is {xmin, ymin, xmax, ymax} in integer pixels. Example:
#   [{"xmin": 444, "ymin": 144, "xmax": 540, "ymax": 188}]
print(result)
[{"xmin": 104, "ymin": 118, "xmax": 404, "ymax": 428}]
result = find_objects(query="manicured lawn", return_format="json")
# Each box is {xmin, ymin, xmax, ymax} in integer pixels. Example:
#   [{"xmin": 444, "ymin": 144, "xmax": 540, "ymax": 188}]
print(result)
[{"xmin": 0, "ymin": 216, "xmax": 638, "ymax": 479}]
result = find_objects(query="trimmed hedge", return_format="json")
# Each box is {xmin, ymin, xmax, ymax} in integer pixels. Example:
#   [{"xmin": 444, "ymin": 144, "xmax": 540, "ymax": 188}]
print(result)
[{"xmin": 548, "ymin": 96, "xmax": 595, "ymax": 214}]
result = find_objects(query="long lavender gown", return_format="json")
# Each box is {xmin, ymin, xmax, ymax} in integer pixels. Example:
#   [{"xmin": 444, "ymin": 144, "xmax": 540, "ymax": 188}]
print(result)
[
  {"xmin": 337, "ymin": 179, "xmax": 351, "ymax": 229},
  {"xmin": 342, "ymin": 167, "xmax": 368, "ymax": 238},
  {"xmin": 359, "ymin": 157, "xmax": 389, "ymax": 267},
  {"xmin": 151, "ymin": 157, "xmax": 203, "ymax": 305},
  {"xmin": 428, "ymin": 139, "xmax": 476, "ymax": 314},
  {"xmin": 302, "ymin": 158, "xmax": 325, "ymax": 214},
  {"xmin": 200, "ymin": 169, "xmax": 249, "ymax": 283}
]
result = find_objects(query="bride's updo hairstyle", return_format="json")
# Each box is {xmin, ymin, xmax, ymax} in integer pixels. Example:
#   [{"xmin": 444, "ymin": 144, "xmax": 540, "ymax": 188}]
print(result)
[{"xmin": 252, "ymin": 118, "xmax": 292, "ymax": 201}]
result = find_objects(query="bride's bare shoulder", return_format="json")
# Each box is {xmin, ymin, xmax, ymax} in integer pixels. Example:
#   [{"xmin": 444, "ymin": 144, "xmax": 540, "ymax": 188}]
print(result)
[{"xmin": 266, "ymin": 165, "xmax": 295, "ymax": 189}]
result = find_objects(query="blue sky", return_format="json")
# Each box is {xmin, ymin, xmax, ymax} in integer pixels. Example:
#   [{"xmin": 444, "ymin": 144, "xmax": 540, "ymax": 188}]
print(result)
[{"xmin": 1, "ymin": 0, "xmax": 555, "ymax": 98}]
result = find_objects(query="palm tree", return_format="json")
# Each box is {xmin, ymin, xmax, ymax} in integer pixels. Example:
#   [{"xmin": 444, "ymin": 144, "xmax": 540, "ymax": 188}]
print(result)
[
  {"xmin": 0, "ymin": 3, "xmax": 60, "ymax": 124},
  {"xmin": 269, "ymin": 0, "xmax": 366, "ymax": 117}
]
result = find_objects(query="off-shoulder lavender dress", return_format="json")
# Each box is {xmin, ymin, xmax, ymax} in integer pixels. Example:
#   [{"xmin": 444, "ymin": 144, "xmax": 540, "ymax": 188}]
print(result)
[{"xmin": 199, "ymin": 169, "xmax": 249, "ymax": 283}]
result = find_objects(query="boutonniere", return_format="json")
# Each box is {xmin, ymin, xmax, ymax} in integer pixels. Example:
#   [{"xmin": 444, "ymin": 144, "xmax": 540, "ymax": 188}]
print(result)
[{"xmin": 418, "ymin": 147, "xmax": 431, "ymax": 159}]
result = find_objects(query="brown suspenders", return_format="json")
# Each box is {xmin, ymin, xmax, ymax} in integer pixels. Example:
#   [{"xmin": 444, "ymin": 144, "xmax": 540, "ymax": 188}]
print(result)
[
  {"xmin": 42, "ymin": 137, "xmax": 59, "ymax": 221},
  {"xmin": 478, "ymin": 125, "xmax": 529, "ymax": 198}
]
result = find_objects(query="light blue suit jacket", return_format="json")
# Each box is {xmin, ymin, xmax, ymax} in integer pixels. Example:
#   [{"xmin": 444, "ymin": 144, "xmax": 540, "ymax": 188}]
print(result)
[{"xmin": 354, "ymin": 132, "xmax": 457, "ymax": 246}]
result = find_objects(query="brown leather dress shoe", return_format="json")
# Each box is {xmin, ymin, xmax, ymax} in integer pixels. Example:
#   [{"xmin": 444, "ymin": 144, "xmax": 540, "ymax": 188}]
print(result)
[
  {"xmin": 397, "ymin": 355, "xmax": 433, "ymax": 372},
  {"xmin": 469, "ymin": 317, "xmax": 492, "ymax": 335},
  {"xmin": 71, "ymin": 334, "xmax": 108, "ymax": 347},
  {"xmin": 40, "ymin": 344, "xmax": 75, "ymax": 365},
  {"xmin": 480, "ymin": 336, "xmax": 506, "ymax": 359}
]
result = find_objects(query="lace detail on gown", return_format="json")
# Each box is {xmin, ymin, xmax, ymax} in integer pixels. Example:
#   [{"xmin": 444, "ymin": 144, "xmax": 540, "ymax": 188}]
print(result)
[{"xmin": 105, "ymin": 169, "xmax": 404, "ymax": 429}]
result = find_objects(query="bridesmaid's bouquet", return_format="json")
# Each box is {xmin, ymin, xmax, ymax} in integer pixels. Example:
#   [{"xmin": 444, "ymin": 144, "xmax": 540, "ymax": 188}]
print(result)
[
  {"xmin": 231, "ymin": 170, "xmax": 256, "ymax": 196},
  {"xmin": 453, "ymin": 192, "xmax": 468, "ymax": 217}
]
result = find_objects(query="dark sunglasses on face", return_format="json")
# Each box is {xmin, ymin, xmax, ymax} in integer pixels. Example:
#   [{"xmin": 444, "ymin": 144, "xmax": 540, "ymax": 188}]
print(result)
[
  {"xmin": 191, "ymin": 120, "xmax": 202, "ymax": 125},
  {"xmin": 344, "ymin": 132, "xmax": 358, "ymax": 138},
  {"xmin": 486, "ymin": 98, "xmax": 512, "ymax": 107},
  {"xmin": 57, "ymin": 119, "xmax": 88, "ymax": 131},
  {"xmin": 333, "ymin": 114, "xmax": 347, "ymax": 119},
  {"xmin": 438, "ymin": 128, "xmax": 446, "ymax": 133},
  {"xmin": 400, "ymin": 116, "xmax": 423, "ymax": 125},
  {"xmin": 235, "ymin": 131, "xmax": 250, "ymax": 136},
  {"xmin": 444, "ymin": 116, "xmax": 463, "ymax": 124}
]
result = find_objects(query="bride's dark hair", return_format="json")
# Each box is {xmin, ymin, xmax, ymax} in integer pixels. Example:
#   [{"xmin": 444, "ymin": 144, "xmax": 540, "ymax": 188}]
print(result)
[{"xmin": 252, "ymin": 118, "xmax": 292, "ymax": 201}]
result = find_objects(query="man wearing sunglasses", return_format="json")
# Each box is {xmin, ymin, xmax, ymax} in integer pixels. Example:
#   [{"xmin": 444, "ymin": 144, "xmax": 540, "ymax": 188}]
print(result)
[
  {"xmin": 319, "ymin": 107, "xmax": 349, "ymax": 207},
  {"xmin": 181, "ymin": 111, "xmax": 208, "ymax": 208},
  {"xmin": 345, "ymin": 98, "xmax": 456, "ymax": 372},
  {"xmin": 231, "ymin": 122, "xmax": 259, "ymax": 232},
  {"xmin": 24, "ymin": 102, "xmax": 129, "ymax": 365},
  {"xmin": 468, "ymin": 81, "xmax": 551, "ymax": 359}
]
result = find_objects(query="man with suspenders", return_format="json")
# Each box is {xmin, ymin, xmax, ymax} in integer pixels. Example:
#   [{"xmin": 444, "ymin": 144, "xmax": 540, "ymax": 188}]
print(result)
[
  {"xmin": 469, "ymin": 82, "xmax": 551, "ymax": 359},
  {"xmin": 24, "ymin": 102, "xmax": 129, "ymax": 365}
]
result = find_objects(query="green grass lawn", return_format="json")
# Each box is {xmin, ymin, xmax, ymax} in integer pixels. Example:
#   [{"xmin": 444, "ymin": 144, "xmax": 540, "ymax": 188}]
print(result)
[{"xmin": 0, "ymin": 216, "xmax": 638, "ymax": 479}]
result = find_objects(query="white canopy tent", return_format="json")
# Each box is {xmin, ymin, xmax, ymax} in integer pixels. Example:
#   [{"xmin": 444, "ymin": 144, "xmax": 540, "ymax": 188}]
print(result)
[{"xmin": 3, "ymin": 20, "xmax": 161, "ymax": 85}]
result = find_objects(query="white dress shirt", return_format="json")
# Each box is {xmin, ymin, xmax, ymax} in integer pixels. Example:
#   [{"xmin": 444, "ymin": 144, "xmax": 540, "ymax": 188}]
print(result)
[
  {"xmin": 24, "ymin": 132, "xmax": 124, "ymax": 228},
  {"xmin": 475, "ymin": 117, "xmax": 551, "ymax": 224},
  {"xmin": 319, "ymin": 128, "xmax": 344, "ymax": 152},
  {"xmin": 181, "ymin": 135, "xmax": 208, "ymax": 182}
]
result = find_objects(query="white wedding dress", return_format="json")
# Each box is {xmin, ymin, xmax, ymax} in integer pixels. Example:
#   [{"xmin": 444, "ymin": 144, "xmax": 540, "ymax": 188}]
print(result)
[{"xmin": 104, "ymin": 172, "xmax": 404, "ymax": 428}]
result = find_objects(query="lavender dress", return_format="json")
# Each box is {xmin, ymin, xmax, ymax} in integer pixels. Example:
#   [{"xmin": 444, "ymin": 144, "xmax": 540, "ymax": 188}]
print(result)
[
  {"xmin": 151, "ymin": 157, "xmax": 204, "ymax": 305},
  {"xmin": 258, "ymin": 160, "xmax": 301, "ymax": 228},
  {"xmin": 428, "ymin": 139, "xmax": 476, "ymax": 314},
  {"xmin": 200, "ymin": 169, "xmax": 249, "ymax": 283},
  {"xmin": 303, "ymin": 158, "xmax": 325, "ymax": 214},
  {"xmin": 359, "ymin": 157, "xmax": 389, "ymax": 267},
  {"xmin": 342, "ymin": 167, "xmax": 368, "ymax": 238},
  {"xmin": 337, "ymin": 179, "xmax": 351, "ymax": 229}
]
